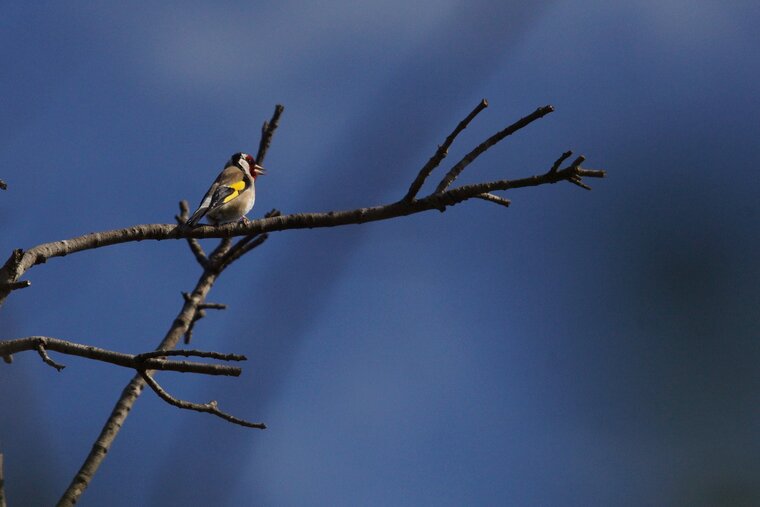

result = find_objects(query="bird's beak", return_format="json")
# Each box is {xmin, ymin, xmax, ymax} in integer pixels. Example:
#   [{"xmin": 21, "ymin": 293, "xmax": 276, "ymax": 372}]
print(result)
[{"xmin": 253, "ymin": 164, "xmax": 266, "ymax": 176}]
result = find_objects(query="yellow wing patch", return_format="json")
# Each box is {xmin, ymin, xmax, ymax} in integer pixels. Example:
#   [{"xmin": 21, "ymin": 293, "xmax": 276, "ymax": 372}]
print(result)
[
  {"xmin": 222, "ymin": 190, "xmax": 239, "ymax": 203},
  {"xmin": 222, "ymin": 180, "xmax": 246, "ymax": 204}
]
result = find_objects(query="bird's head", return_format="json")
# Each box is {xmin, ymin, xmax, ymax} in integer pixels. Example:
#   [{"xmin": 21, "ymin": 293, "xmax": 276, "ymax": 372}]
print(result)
[{"xmin": 231, "ymin": 152, "xmax": 266, "ymax": 179}]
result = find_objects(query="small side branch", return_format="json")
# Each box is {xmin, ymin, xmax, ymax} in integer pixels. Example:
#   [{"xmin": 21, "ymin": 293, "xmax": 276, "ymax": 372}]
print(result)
[
  {"xmin": 140, "ymin": 371, "xmax": 266, "ymax": 429},
  {"xmin": 403, "ymin": 99, "xmax": 488, "ymax": 202},
  {"xmin": 219, "ymin": 209, "xmax": 280, "ymax": 272},
  {"xmin": 36, "ymin": 342, "xmax": 65, "ymax": 371},
  {"xmin": 135, "ymin": 349, "xmax": 245, "ymax": 362},
  {"xmin": 0, "ymin": 337, "xmax": 242, "ymax": 377},
  {"xmin": 549, "ymin": 150, "xmax": 573, "ymax": 174},
  {"xmin": 7, "ymin": 280, "xmax": 30, "ymax": 291},
  {"xmin": 256, "ymin": 104, "xmax": 285, "ymax": 165},
  {"xmin": 474, "ymin": 193, "xmax": 511, "ymax": 208},
  {"xmin": 435, "ymin": 105, "xmax": 554, "ymax": 194},
  {"xmin": 176, "ymin": 201, "xmax": 208, "ymax": 267},
  {"xmin": 181, "ymin": 292, "xmax": 228, "ymax": 344}
]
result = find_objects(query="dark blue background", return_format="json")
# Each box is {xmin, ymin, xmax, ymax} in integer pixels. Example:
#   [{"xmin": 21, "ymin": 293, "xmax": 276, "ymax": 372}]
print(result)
[{"xmin": 2, "ymin": 2, "xmax": 758, "ymax": 505}]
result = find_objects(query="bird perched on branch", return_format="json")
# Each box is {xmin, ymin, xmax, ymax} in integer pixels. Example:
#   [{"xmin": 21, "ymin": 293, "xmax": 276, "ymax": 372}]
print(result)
[{"xmin": 185, "ymin": 152, "xmax": 265, "ymax": 226}]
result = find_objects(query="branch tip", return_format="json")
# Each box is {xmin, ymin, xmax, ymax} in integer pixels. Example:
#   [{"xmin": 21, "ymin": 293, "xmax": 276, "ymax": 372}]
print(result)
[
  {"xmin": 256, "ymin": 104, "xmax": 285, "ymax": 165},
  {"xmin": 434, "ymin": 104, "xmax": 557, "ymax": 194},
  {"xmin": 404, "ymin": 98, "xmax": 490, "ymax": 201},
  {"xmin": 474, "ymin": 193, "xmax": 511, "ymax": 208},
  {"xmin": 570, "ymin": 155, "xmax": 586, "ymax": 168},
  {"xmin": 568, "ymin": 177, "xmax": 593, "ymax": 191},
  {"xmin": 549, "ymin": 151, "xmax": 573, "ymax": 173},
  {"xmin": 9, "ymin": 280, "xmax": 31, "ymax": 291},
  {"xmin": 36, "ymin": 343, "xmax": 66, "ymax": 371},
  {"xmin": 141, "ymin": 371, "xmax": 265, "ymax": 429}
]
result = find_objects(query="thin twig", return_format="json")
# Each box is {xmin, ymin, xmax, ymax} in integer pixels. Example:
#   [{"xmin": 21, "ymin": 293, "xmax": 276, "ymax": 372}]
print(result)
[
  {"xmin": 220, "ymin": 234, "xmax": 268, "ymax": 269},
  {"xmin": 549, "ymin": 150, "xmax": 573, "ymax": 174},
  {"xmin": 135, "ymin": 350, "xmax": 245, "ymax": 362},
  {"xmin": 256, "ymin": 104, "xmax": 284, "ymax": 165},
  {"xmin": 403, "ymin": 99, "xmax": 488, "ymax": 201},
  {"xmin": 181, "ymin": 292, "xmax": 227, "ymax": 311},
  {"xmin": 474, "ymin": 193, "xmax": 511, "ymax": 208},
  {"xmin": 435, "ymin": 105, "xmax": 555, "ymax": 194},
  {"xmin": 0, "ymin": 336, "xmax": 242, "ymax": 377},
  {"xmin": 200, "ymin": 302, "xmax": 227, "ymax": 310},
  {"xmin": 36, "ymin": 342, "xmax": 65, "ymax": 371},
  {"xmin": 568, "ymin": 177, "xmax": 592, "ymax": 191},
  {"xmin": 140, "ymin": 371, "xmax": 266, "ymax": 429},
  {"xmin": 180, "ymin": 293, "xmax": 227, "ymax": 344},
  {"xmin": 221, "ymin": 209, "xmax": 280, "ymax": 269},
  {"xmin": 207, "ymin": 238, "xmax": 233, "ymax": 266},
  {"xmin": 176, "ymin": 201, "xmax": 208, "ymax": 267}
]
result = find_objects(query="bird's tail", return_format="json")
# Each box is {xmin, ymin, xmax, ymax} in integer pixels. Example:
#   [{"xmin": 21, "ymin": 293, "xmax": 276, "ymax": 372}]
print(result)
[{"xmin": 185, "ymin": 207, "xmax": 208, "ymax": 227}]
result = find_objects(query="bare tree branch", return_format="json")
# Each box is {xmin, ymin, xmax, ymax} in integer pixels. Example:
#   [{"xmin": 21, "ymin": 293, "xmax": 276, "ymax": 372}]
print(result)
[
  {"xmin": 140, "ymin": 370, "xmax": 266, "ymax": 429},
  {"xmin": 219, "ymin": 208, "xmax": 280, "ymax": 272},
  {"xmin": 474, "ymin": 193, "xmax": 511, "ymax": 208},
  {"xmin": 135, "ymin": 349, "xmax": 244, "ymax": 361},
  {"xmin": 9, "ymin": 101, "xmax": 606, "ymax": 505},
  {"xmin": 404, "ymin": 99, "xmax": 488, "ymax": 202},
  {"xmin": 0, "ymin": 453, "xmax": 6, "ymax": 507},
  {"xmin": 549, "ymin": 150, "xmax": 573, "ymax": 174},
  {"xmin": 36, "ymin": 342, "xmax": 65, "ymax": 371},
  {"xmin": 181, "ymin": 291, "xmax": 227, "ymax": 344},
  {"xmin": 175, "ymin": 200, "xmax": 208, "ymax": 267},
  {"xmin": 256, "ymin": 104, "xmax": 284, "ymax": 165},
  {"xmin": 59, "ymin": 267, "xmax": 225, "ymax": 505},
  {"xmin": 0, "ymin": 161, "xmax": 604, "ymax": 309},
  {"xmin": 435, "ymin": 105, "xmax": 555, "ymax": 194},
  {"xmin": 56, "ymin": 102, "xmax": 289, "ymax": 501},
  {"xmin": 58, "ymin": 105, "xmax": 289, "ymax": 504},
  {"xmin": 0, "ymin": 336, "xmax": 243, "ymax": 377}
]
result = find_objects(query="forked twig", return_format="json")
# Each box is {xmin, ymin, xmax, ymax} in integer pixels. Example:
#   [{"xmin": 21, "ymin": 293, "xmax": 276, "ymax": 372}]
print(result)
[
  {"xmin": 404, "ymin": 99, "xmax": 488, "ymax": 201},
  {"xmin": 140, "ymin": 371, "xmax": 266, "ymax": 429},
  {"xmin": 434, "ymin": 105, "xmax": 555, "ymax": 194}
]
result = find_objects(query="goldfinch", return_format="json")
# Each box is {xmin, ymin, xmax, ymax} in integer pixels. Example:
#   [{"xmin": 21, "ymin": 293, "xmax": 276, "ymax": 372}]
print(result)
[{"xmin": 186, "ymin": 152, "xmax": 265, "ymax": 226}]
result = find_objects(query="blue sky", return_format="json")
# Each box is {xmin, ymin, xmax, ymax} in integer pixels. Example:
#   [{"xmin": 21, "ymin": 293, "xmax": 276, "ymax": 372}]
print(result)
[{"xmin": 1, "ymin": 1, "xmax": 759, "ymax": 505}]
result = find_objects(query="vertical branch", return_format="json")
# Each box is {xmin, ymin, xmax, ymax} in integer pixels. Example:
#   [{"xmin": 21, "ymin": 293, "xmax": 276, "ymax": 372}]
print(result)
[
  {"xmin": 256, "ymin": 104, "xmax": 284, "ymax": 165},
  {"xmin": 58, "ymin": 105, "xmax": 289, "ymax": 505},
  {"xmin": 0, "ymin": 453, "xmax": 6, "ymax": 507},
  {"xmin": 58, "ymin": 270, "xmax": 220, "ymax": 506}
]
